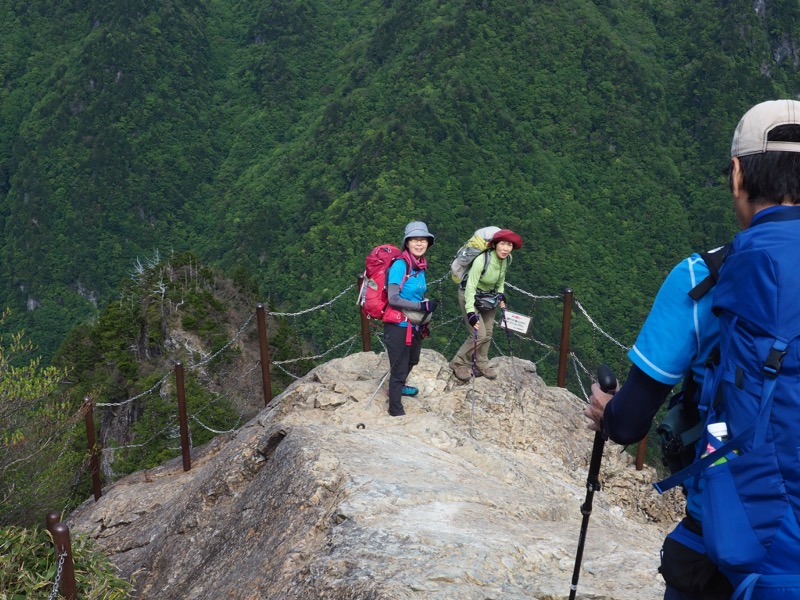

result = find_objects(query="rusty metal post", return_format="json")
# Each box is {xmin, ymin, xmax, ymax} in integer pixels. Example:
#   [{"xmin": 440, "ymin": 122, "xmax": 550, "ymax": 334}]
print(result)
[
  {"xmin": 51, "ymin": 522, "xmax": 77, "ymax": 600},
  {"xmin": 256, "ymin": 304, "xmax": 273, "ymax": 406},
  {"xmin": 175, "ymin": 362, "xmax": 191, "ymax": 472},
  {"xmin": 357, "ymin": 275, "xmax": 371, "ymax": 352},
  {"xmin": 46, "ymin": 510, "xmax": 61, "ymax": 535},
  {"xmin": 557, "ymin": 288, "xmax": 574, "ymax": 387},
  {"xmin": 635, "ymin": 438, "xmax": 647, "ymax": 471},
  {"xmin": 83, "ymin": 398, "xmax": 102, "ymax": 500}
]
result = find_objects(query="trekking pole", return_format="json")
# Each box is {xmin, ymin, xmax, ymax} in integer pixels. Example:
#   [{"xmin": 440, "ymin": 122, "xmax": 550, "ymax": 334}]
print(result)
[
  {"xmin": 469, "ymin": 328, "xmax": 478, "ymax": 437},
  {"xmin": 500, "ymin": 308, "xmax": 522, "ymax": 407},
  {"xmin": 569, "ymin": 363, "xmax": 616, "ymax": 600},
  {"xmin": 500, "ymin": 308, "xmax": 515, "ymax": 362},
  {"xmin": 365, "ymin": 368, "xmax": 390, "ymax": 409}
]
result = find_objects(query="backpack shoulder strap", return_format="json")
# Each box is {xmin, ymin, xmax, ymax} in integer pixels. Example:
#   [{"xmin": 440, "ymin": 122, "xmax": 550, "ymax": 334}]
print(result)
[
  {"xmin": 480, "ymin": 251, "xmax": 491, "ymax": 279},
  {"xmin": 688, "ymin": 243, "xmax": 730, "ymax": 301},
  {"xmin": 397, "ymin": 256, "xmax": 414, "ymax": 288},
  {"xmin": 460, "ymin": 251, "xmax": 491, "ymax": 289}
]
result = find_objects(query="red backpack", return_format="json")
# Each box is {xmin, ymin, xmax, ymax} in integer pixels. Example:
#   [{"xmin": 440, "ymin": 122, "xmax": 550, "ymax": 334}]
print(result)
[{"xmin": 359, "ymin": 244, "xmax": 411, "ymax": 321}]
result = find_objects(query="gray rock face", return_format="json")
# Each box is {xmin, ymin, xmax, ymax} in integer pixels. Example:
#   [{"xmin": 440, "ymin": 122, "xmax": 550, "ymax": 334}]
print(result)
[{"xmin": 68, "ymin": 350, "xmax": 683, "ymax": 599}]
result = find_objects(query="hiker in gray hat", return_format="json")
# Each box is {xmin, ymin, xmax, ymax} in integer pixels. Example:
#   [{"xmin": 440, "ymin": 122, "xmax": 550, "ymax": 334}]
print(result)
[{"xmin": 382, "ymin": 221, "xmax": 438, "ymax": 417}]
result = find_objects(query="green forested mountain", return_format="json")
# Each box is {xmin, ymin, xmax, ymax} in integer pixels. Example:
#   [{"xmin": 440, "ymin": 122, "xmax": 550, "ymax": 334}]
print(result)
[{"xmin": 2, "ymin": 0, "xmax": 800, "ymax": 361}]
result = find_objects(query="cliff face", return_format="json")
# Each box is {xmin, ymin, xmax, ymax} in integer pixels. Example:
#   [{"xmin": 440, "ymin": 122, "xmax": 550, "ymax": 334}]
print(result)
[{"xmin": 68, "ymin": 350, "xmax": 682, "ymax": 599}]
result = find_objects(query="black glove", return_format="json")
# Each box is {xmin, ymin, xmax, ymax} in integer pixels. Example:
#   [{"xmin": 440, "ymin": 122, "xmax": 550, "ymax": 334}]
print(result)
[
  {"xmin": 497, "ymin": 293, "xmax": 506, "ymax": 303},
  {"xmin": 422, "ymin": 299, "xmax": 439, "ymax": 313},
  {"xmin": 467, "ymin": 312, "xmax": 480, "ymax": 327}
]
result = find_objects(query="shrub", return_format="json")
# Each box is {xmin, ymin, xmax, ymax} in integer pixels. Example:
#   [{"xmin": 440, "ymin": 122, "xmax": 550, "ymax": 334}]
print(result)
[{"xmin": 0, "ymin": 524, "xmax": 132, "ymax": 599}]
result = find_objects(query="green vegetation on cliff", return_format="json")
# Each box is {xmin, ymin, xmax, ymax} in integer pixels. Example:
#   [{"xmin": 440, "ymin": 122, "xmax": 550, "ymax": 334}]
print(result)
[{"xmin": 7, "ymin": 0, "xmax": 799, "ymax": 360}]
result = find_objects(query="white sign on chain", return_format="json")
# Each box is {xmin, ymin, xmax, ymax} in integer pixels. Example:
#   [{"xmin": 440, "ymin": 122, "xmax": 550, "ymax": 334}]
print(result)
[{"xmin": 501, "ymin": 310, "xmax": 531, "ymax": 334}]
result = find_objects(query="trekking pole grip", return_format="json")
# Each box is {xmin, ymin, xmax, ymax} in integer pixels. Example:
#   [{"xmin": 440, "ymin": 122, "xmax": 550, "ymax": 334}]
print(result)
[
  {"xmin": 586, "ymin": 364, "xmax": 615, "ymax": 486},
  {"xmin": 597, "ymin": 363, "xmax": 616, "ymax": 395}
]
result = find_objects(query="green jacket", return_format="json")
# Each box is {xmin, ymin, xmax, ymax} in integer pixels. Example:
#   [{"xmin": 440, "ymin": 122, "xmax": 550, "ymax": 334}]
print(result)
[{"xmin": 463, "ymin": 251, "xmax": 510, "ymax": 313}]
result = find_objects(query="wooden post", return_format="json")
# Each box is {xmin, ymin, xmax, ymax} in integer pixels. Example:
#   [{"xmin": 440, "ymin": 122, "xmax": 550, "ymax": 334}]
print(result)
[
  {"xmin": 83, "ymin": 398, "xmax": 102, "ymax": 500},
  {"xmin": 175, "ymin": 362, "xmax": 191, "ymax": 472},
  {"xmin": 256, "ymin": 304, "xmax": 273, "ymax": 406},
  {"xmin": 357, "ymin": 275, "xmax": 371, "ymax": 352},
  {"xmin": 557, "ymin": 288, "xmax": 573, "ymax": 387},
  {"xmin": 51, "ymin": 522, "xmax": 77, "ymax": 600}
]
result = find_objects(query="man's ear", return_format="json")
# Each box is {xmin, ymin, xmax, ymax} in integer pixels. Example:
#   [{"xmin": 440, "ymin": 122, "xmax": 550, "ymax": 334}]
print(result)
[
  {"xmin": 730, "ymin": 157, "xmax": 744, "ymax": 198},
  {"xmin": 730, "ymin": 156, "xmax": 757, "ymax": 229}
]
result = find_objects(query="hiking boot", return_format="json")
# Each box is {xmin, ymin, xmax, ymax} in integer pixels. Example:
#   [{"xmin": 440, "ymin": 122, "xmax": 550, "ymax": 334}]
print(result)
[
  {"xmin": 480, "ymin": 367, "xmax": 497, "ymax": 379},
  {"xmin": 388, "ymin": 406, "xmax": 406, "ymax": 417},
  {"xmin": 401, "ymin": 386, "xmax": 418, "ymax": 397},
  {"xmin": 452, "ymin": 365, "xmax": 472, "ymax": 381}
]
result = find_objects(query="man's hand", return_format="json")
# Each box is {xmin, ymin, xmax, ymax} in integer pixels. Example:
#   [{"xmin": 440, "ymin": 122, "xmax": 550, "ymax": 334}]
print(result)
[{"xmin": 583, "ymin": 380, "xmax": 617, "ymax": 432}]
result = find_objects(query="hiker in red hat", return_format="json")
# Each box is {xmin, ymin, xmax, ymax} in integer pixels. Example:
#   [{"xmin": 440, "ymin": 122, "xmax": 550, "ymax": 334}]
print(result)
[{"xmin": 449, "ymin": 228, "xmax": 522, "ymax": 381}]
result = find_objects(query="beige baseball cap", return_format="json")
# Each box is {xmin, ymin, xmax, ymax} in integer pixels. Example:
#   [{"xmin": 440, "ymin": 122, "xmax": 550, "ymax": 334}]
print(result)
[{"xmin": 731, "ymin": 99, "xmax": 800, "ymax": 158}]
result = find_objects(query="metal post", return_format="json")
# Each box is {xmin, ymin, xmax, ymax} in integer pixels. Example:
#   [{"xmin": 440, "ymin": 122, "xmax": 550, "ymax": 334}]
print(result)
[
  {"xmin": 175, "ymin": 362, "xmax": 191, "ymax": 472},
  {"xmin": 557, "ymin": 288, "xmax": 574, "ymax": 387},
  {"xmin": 357, "ymin": 275, "xmax": 371, "ymax": 352},
  {"xmin": 256, "ymin": 304, "xmax": 273, "ymax": 406},
  {"xmin": 83, "ymin": 398, "xmax": 102, "ymax": 500},
  {"xmin": 635, "ymin": 438, "xmax": 647, "ymax": 471},
  {"xmin": 51, "ymin": 522, "xmax": 77, "ymax": 600},
  {"xmin": 46, "ymin": 510, "xmax": 61, "ymax": 535}
]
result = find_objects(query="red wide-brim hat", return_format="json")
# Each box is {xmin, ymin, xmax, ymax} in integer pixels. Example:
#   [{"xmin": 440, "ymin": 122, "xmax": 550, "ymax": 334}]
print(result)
[{"xmin": 491, "ymin": 229, "xmax": 523, "ymax": 250}]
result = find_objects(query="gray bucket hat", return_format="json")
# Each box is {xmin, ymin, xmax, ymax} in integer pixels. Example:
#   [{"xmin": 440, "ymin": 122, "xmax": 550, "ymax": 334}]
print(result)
[{"xmin": 402, "ymin": 221, "xmax": 435, "ymax": 248}]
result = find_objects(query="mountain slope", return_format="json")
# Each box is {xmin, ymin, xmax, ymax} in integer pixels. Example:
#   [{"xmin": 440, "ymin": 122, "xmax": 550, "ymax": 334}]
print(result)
[{"xmin": 2, "ymin": 0, "xmax": 800, "ymax": 360}]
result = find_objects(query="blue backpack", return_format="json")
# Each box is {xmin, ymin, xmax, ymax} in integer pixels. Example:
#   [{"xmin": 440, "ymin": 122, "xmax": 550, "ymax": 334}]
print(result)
[{"xmin": 656, "ymin": 208, "xmax": 800, "ymax": 599}]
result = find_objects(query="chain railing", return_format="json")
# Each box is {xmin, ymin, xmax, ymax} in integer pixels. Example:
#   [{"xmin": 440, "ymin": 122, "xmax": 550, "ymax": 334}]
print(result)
[
  {"xmin": 15, "ymin": 273, "xmax": 640, "ymax": 523},
  {"xmin": 47, "ymin": 551, "xmax": 67, "ymax": 600}
]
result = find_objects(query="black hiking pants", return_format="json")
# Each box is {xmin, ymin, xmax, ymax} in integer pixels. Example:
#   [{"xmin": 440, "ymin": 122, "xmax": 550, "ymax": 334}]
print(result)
[{"xmin": 383, "ymin": 323, "xmax": 422, "ymax": 416}]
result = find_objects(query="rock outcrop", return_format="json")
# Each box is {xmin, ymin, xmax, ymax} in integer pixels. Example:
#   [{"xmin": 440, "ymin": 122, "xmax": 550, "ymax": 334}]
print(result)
[{"xmin": 68, "ymin": 350, "xmax": 683, "ymax": 599}]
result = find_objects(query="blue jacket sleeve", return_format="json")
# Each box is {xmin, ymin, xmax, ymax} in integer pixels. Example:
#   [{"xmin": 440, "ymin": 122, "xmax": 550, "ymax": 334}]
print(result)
[{"xmin": 602, "ymin": 364, "xmax": 674, "ymax": 445}]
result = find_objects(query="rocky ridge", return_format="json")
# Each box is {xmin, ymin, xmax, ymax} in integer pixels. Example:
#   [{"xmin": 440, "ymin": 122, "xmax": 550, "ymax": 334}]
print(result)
[{"xmin": 68, "ymin": 350, "xmax": 683, "ymax": 599}]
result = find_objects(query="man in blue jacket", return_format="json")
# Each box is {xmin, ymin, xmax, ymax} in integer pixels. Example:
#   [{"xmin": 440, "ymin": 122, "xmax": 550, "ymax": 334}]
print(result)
[
  {"xmin": 585, "ymin": 99, "xmax": 800, "ymax": 599},
  {"xmin": 585, "ymin": 247, "xmax": 732, "ymax": 600}
]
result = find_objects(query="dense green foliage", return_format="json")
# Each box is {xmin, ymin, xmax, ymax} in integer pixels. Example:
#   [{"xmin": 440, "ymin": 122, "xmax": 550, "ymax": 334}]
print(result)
[
  {"xmin": 0, "ymin": 310, "xmax": 77, "ymax": 527},
  {"xmin": 0, "ymin": 524, "xmax": 132, "ymax": 598},
  {"xmin": 3, "ymin": 0, "xmax": 800, "ymax": 526},
  {"xmin": 5, "ymin": 0, "xmax": 800, "ymax": 364}
]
